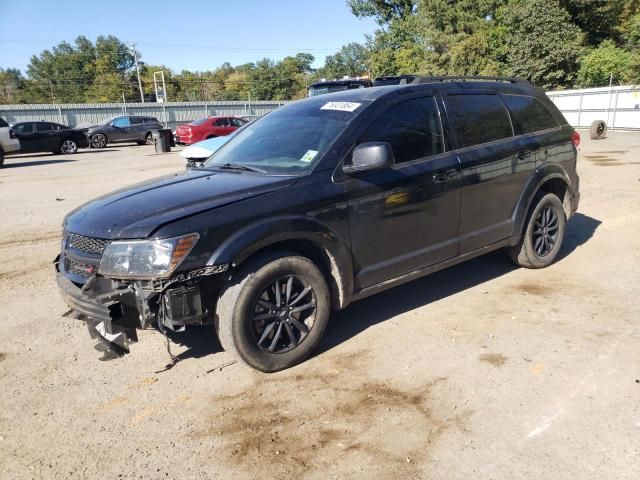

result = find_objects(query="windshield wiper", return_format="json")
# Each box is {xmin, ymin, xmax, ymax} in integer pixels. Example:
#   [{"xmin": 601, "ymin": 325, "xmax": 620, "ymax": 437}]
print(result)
[{"xmin": 214, "ymin": 163, "xmax": 267, "ymax": 173}]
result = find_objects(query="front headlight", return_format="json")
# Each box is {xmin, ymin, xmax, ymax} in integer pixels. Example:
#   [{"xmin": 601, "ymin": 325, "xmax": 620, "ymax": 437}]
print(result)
[{"xmin": 98, "ymin": 233, "xmax": 199, "ymax": 279}]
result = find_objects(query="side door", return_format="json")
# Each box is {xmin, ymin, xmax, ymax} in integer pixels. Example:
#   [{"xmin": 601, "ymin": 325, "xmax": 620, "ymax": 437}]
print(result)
[
  {"xmin": 129, "ymin": 116, "xmax": 145, "ymax": 140},
  {"xmin": 109, "ymin": 116, "xmax": 131, "ymax": 141},
  {"xmin": 500, "ymin": 93, "xmax": 563, "ymax": 168},
  {"xmin": 13, "ymin": 122, "xmax": 36, "ymax": 152},
  {"xmin": 443, "ymin": 91, "xmax": 530, "ymax": 253},
  {"xmin": 343, "ymin": 95, "xmax": 461, "ymax": 290},
  {"xmin": 35, "ymin": 122, "xmax": 62, "ymax": 151},
  {"xmin": 215, "ymin": 117, "xmax": 232, "ymax": 136}
]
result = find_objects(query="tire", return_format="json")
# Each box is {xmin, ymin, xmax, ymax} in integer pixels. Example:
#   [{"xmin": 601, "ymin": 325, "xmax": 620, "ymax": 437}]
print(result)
[
  {"xmin": 91, "ymin": 133, "xmax": 107, "ymax": 149},
  {"xmin": 216, "ymin": 252, "xmax": 330, "ymax": 372},
  {"xmin": 60, "ymin": 139, "xmax": 78, "ymax": 154},
  {"xmin": 589, "ymin": 120, "xmax": 607, "ymax": 140},
  {"xmin": 205, "ymin": 135, "xmax": 217, "ymax": 140},
  {"xmin": 0, "ymin": 149, "xmax": 4, "ymax": 168},
  {"xmin": 144, "ymin": 132, "xmax": 154, "ymax": 145},
  {"xmin": 509, "ymin": 192, "xmax": 566, "ymax": 268}
]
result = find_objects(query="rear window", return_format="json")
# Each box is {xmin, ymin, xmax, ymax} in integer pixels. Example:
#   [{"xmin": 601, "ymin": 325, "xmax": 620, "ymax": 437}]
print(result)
[
  {"xmin": 191, "ymin": 118, "xmax": 209, "ymax": 126},
  {"xmin": 448, "ymin": 94, "xmax": 513, "ymax": 148},
  {"xmin": 359, "ymin": 97, "xmax": 445, "ymax": 164},
  {"xmin": 502, "ymin": 95, "xmax": 559, "ymax": 134}
]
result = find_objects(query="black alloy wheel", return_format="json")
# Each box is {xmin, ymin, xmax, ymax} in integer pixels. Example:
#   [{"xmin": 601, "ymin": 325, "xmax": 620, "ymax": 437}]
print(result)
[
  {"xmin": 251, "ymin": 275, "xmax": 316, "ymax": 353},
  {"xmin": 91, "ymin": 134, "xmax": 107, "ymax": 149},
  {"xmin": 532, "ymin": 206, "xmax": 560, "ymax": 257}
]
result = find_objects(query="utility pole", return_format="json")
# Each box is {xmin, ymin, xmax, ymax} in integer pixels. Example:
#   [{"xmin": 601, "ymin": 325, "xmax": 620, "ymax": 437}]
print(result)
[
  {"xmin": 130, "ymin": 42, "xmax": 144, "ymax": 103},
  {"xmin": 48, "ymin": 80, "xmax": 55, "ymax": 104}
]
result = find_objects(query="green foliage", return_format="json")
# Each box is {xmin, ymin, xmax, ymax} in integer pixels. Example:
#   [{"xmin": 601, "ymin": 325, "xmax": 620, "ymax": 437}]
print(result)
[
  {"xmin": 314, "ymin": 42, "xmax": 369, "ymax": 80},
  {"xmin": 559, "ymin": 0, "xmax": 626, "ymax": 46},
  {"xmin": 500, "ymin": 0, "xmax": 582, "ymax": 89},
  {"xmin": 348, "ymin": 0, "xmax": 417, "ymax": 24},
  {"xmin": 577, "ymin": 40, "xmax": 636, "ymax": 86},
  {"xmin": 0, "ymin": 68, "xmax": 26, "ymax": 104}
]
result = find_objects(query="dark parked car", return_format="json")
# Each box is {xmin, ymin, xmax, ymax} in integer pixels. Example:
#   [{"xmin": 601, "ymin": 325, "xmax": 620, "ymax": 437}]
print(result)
[
  {"xmin": 373, "ymin": 75, "xmax": 417, "ymax": 86},
  {"xmin": 11, "ymin": 121, "xmax": 89, "ymax": 154},
  {"xmin": 174, "ymin": 116, "xmax": 248, "ymax": 145},
  {"xmin": 308, "ymin": 78, "xmax": 373, "ymax": 97},
  {"xmin": 85, "ymin": 115, "xmax": 163, "ymax": 149},
  {"xmin": 55, "ymin": 76, "xmax": 580, "ymax": 372}
]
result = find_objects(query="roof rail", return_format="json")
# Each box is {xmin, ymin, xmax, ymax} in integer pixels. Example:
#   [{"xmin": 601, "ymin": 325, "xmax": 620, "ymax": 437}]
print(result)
[{"xmin": 412, "ymin": 76, "xmax": 531, "ymax": 85}]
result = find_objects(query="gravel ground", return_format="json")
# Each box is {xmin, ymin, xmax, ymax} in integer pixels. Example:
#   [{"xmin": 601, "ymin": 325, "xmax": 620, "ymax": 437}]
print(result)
[{"xmin": 0, "ymin": 134, "xmax": 639, "ymax": 479}]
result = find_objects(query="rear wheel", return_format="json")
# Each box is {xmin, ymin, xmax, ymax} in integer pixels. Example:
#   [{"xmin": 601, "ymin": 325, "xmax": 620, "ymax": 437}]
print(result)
[
  {"xmin": 60, "ymin": 139, "xmax": 78, "ymax": 154},
  {"xmin": 91, "ymin": 134, "xmax": 107, "ymax": 149},
  {"xmin": 509, "ymin": 192, "xmax": 566, "ymax": 268},
  {"xmin": 216, "ymin": 252, "xmax": 330, "ymax": 372}
]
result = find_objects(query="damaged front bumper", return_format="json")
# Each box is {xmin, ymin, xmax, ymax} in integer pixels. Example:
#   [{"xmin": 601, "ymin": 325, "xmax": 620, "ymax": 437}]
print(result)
[{"xmin": 55, "ymin": 258, "xmax": 229, "ymax": 352}]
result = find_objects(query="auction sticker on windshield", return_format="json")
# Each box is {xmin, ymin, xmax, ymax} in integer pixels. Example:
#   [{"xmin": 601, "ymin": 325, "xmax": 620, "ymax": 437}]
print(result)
[
  {"xmin": 300, "ymin": 150, "xmax": 319, "ymax": 163},
  {"xmin": 320, "ymin": 102, "xmax": 361, "ymax": 112}
]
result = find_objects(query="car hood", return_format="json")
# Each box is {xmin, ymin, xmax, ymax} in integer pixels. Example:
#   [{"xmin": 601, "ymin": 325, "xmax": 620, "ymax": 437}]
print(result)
[{"xmin": 64, "ymin": 169, "xmax": 298, "ymax": 239}]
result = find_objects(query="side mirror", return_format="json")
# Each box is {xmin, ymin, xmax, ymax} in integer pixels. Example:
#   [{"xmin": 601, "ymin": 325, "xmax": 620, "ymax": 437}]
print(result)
[{"xmin": 343, "ymin": 141, "xmax": 394, "ymax": 174}]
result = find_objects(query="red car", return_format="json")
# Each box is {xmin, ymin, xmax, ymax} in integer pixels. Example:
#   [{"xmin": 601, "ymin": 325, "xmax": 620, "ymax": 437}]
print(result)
[{"xmin": 175, "ymin": 116, "xmax": 248, "ymax": 145}]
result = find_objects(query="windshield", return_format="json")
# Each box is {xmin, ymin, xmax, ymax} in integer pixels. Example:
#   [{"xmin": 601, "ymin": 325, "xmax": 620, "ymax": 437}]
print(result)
[{"xmin": 203, "ymin": 101, "xmax": 356, "ymax": 174}]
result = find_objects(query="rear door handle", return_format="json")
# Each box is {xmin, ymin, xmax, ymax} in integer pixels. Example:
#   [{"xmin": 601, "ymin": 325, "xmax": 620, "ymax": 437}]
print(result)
[
  {"xmin": 516, "ymin": 150, "xmax": 532, "ymax": 160},
  {"xmin": 433, "ymin": 169, "xmax": 457, "ymax": 183}
]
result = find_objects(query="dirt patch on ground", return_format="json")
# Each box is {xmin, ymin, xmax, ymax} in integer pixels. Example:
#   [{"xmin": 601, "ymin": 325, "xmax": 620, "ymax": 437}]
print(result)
[
  {"xmin": 515, "ymin": 283, "xmax": 553, "ymax": 296},
  {"xmin": 479, "ymin": 353, "xmax": 508, "ymax": 367},
  {"xmin": 193, "ymin": 352, "xmax": 468, "ymax": 478},
  {"xmin": 0, "ymin": 352, "xmax": 6, "ymax": 362}
]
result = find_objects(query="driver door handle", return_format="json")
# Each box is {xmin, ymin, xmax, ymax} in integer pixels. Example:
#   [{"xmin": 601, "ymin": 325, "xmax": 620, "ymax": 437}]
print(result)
[
  {"xmin": 433, "ymin": 169, "xmax": 457, "ymax": 183},
  {"xmin": 516, "ymin": 150, "xmax": 532, "ymax": 161}
]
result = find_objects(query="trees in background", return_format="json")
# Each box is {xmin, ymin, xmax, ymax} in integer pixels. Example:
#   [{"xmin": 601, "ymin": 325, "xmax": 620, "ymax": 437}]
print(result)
[{"xmin": 1, "ymin": 1, "xmax": 639, "ymax": 104}]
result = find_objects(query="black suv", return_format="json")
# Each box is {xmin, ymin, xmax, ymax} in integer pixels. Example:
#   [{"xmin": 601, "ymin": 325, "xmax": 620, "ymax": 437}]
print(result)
[
  {"xmin": 55, "ymin": 77, "xmax": 580, "ymax": 372},
  {"xmin": 85, "ymin": 115, "xmax": 163, "ymax": 148}
]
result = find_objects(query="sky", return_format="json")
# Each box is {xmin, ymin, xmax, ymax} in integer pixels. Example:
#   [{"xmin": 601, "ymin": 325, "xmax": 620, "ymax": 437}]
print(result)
[{"xmin": 0, "ymin": 0, "xmax": 379, "ymax": 74}]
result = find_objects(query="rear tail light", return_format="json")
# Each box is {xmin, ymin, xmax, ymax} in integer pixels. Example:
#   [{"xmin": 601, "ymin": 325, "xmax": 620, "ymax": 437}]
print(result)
[
  {"xmin": 571, "ymin": 131, "xmax": 581, "ymax": 147},
  {"xmin": 9, "ymin": 128, "xmax": 16, "ymax": 139}
]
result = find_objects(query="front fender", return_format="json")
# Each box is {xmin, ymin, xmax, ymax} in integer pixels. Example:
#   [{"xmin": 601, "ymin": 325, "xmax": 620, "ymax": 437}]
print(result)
[
  {"xmin": 207, "ymin": 215, "xmax": 354, "ymax": 308},
  {"xmin": 512, "ymin": 163, "xmax": 575, "ymax": 240}
]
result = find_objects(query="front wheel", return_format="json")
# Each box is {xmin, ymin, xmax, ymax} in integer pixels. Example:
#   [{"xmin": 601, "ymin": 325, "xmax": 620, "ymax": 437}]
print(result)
[
  {"xmin": 216, "ymin": 252, "xmax": 330, "ymax": 372},
  {"xmin": 60, "ymin": 139, "xmax": 78, "ymax": 154},
  {"xmin": 91, "ymin": 134, "xmax": 107, "ymax": 149},
  {"xmin": 509, "ymin": 192, "xmax": 566, "ymax": 268}
]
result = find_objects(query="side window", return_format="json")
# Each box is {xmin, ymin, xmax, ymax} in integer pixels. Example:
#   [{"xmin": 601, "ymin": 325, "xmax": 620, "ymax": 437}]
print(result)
[
  {"xmin": 447, "ymin": 94, "xmax": 513, "ymax": 148},
  {"xmin": 229, "ymin": 118, "xmax": 245, "ymax": 127},
  {"xmin": 130, "ymin": 117, "xmax": 144, "ymax": 125},
  {"xmin": 36, "ymin": 122, "xmax": 54, "ymax": 132},
  {"xmin": 502, "ymin": 95, "xmax": 559, "ymax": 134},
  {"xmin": 112, "ymin": 117, "xmax": 130, "ymax": 127},
  {"xmin": 215, "ymin": 118, "xmax": 230, "ymax": 127},
  {"xmin": 358, "ymin": 96, "xmax": 445, "ymax": 164},
  {"xmin": 14, "ymin": 123, "xmax": 33, "ymax": 134}
]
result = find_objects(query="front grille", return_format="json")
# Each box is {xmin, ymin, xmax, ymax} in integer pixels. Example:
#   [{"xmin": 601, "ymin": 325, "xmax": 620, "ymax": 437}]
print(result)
[
  {"xmin": 67, "ymin": 233, "xmax": 109, "ymax": 255},
  {"xmin": 67, "ymin": 259, "xmax": 97, "ymax": 277}
]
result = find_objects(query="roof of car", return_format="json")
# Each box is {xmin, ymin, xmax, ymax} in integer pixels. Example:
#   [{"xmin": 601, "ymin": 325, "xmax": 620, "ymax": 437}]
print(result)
[{"xmin": 299, "ymin": 78, "xmax": 540, "ymax": 107}]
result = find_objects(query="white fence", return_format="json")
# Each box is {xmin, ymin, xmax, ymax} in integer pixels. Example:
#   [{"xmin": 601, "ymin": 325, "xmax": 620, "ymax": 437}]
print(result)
[
  {"xmin": 0, "ymin": 101, "xmax": 288, "ymax": 130},
  {"xmin": 546, "ymin": 85, "xmax": 640, "ymax": 130}
]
